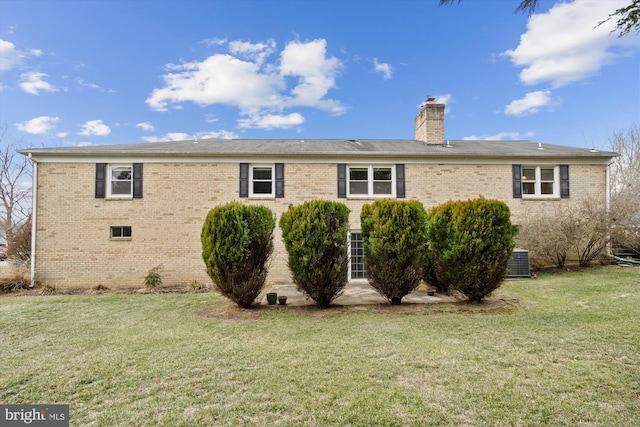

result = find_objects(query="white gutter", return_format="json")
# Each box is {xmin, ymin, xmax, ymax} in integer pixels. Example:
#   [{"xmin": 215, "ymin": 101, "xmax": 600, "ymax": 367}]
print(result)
[{"xmin": 29, "ymin": 154, "xmax": 37, "ymax": 288}]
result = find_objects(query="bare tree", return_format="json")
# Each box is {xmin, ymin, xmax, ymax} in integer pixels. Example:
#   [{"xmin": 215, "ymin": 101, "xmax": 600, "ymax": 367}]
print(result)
[
  {"xmin": 0, "ymin": 127, "xmax": 32, "ymax": 244},
  {"xmin": 609, "ymin": 124, "xmax": 640, "ymax": 256}
]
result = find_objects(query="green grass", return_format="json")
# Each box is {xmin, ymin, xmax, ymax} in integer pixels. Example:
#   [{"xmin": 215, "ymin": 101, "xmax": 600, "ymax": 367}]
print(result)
[{"xmin": 1, "ymin": 266, "xmax": 639, "ymax": 426}]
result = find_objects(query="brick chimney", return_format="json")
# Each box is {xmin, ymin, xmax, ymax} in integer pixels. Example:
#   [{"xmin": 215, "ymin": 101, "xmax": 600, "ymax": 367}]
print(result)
[{"xmin": 415, "ymin": 98, "xmax": 445, "ymax": 145}]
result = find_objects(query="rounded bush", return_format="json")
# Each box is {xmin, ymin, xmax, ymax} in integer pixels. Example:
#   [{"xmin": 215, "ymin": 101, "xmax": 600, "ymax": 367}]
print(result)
[
  {"xmin": 279, "ymin": 200, "xmax": 350, "ymax": 308},
  {"xmin": 360, "ymin": 199, "xmax": 428, "ymax": 304},
  {"xmin": 201, "ymin": 202, "xmax": 275, "ymax": 308},
  {"xmin": 426, "ymin": 197, "xmax": 517, "ymax": 302}
]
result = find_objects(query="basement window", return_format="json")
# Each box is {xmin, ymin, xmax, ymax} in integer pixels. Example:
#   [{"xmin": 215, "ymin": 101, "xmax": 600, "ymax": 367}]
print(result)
[
  {"xmin": 110, "ymin": 226, "xmax": 132, "ymax": 240},
  {"xmin": 349, "ymin": 231, "xmax": 367, "ymax": 280}
]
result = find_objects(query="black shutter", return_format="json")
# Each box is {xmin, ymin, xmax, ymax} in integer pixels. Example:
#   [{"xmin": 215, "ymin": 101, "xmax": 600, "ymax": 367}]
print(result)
[
  {"xmin": 275, "ymin": 163, "xmax": 284, "ymax": 198},
  {"xmin": 239, "ymin": 163, "xmax": 249, "ymax": 197},
  {"xmin": 396, "ymin": 164, "xmax": 405, "ymax": 198},
  {"xmin": 512, "ymin": 165, "xmax": 522, "ymax": 198},
  {"xmin": 133, "ymin": 163, "xmax": 143, "ymax": 198},
  {"xmin": 337, "ymin": 164, "xmax": 346, "ymax": 198},
  {"xmin": 95, "ymin": 163, "xmax": 106, "ymax": 198},
  {"xmin": 560, "ymin": 165, "xmax": 570, "ymax": 198}
]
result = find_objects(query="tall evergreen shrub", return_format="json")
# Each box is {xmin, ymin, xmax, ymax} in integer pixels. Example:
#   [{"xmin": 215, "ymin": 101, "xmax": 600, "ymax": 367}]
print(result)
[
  {"xmin": 426, "ymin": 197, "xmax": 517, "ymax": 302},
  {"xmin": 360, "ymin": 199, "xmax": 428, "ymax": 304},
  {"xmin": 201, "ymin": 202, "xmax": 275, "ymax": 308},
  {"xmin": 279, "ymin": 200, "xmax": 350, "ymax": 308}
]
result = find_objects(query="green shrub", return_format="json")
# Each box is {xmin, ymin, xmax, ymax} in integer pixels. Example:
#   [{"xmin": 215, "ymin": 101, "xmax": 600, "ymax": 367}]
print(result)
[
  {"xmin": 423, "ymin": 200, "xmax": 458, "ymax": 293},
  {"xmin": 143, "ymin": 265, "xmax": 164, "ymax": 290},
  {"xmin": 427, "ymin": 197, "xmax": 517, "ymax": 302},
  {"xmin": 360, "ymin": 199, "xmax": 428, "ymax": 305},
  {"xmin": 280, "ymin": 200, "xmax": 350, "ymax": 308},
  {"xmin": 201, "ymin": 202, "xmax": 275, "ymax": 308}
]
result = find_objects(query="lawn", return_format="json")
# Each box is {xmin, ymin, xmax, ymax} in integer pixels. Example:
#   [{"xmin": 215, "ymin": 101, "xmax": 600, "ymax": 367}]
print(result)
[{"xmin": 1, "ymin": 266, "xmax": 639, "ymax": 426}]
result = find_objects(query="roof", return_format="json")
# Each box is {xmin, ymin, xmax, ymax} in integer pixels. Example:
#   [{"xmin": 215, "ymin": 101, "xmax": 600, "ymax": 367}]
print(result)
[{"xmin": 20, "ymin": 138, "xmax": 617, "ymax": 162}]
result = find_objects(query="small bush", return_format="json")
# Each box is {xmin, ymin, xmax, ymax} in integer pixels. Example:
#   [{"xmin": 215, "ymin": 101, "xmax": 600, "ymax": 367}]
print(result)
[
  {"xmin": 189, "ymin": 280, "xmax": 208, "ymax": 291},
  {"xmin": 143, "ymin": 265, "xmax": 164, "ymax": 290},
  {"xmin": 7, "ymin": 219, "xmax": 31, "ymax": 265},
  {"xmin": 518, "ymin": 198, "xmax": 610, "ymax": 268},
  {"xmin": 360, "ymin": 199, "xmax": 428, "ymax": 305},
  {"xmin": 201, "ymin": 202, "xmax": 275, "ymax": 308},
  {"xmin": 92, "ymin": 284, "xmax": 109, "ymax": 293},
  {"xmin": 427, "ymin": 198, "xmax": 517, "ymax": 302},
  {"xmin": 280, "ymin": 200, "xmax": 350, "ymax": 308},
  {"xmin": 39, "ymin": 284, "xmax": 57, "ymax": 295},
  {"xmin": 0, "ymin": 267, "xmax": 31, "ymax": 293}
]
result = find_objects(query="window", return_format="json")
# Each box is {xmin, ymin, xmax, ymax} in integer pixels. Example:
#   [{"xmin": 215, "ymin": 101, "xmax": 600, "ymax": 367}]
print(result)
[
  {"xmin": 347, "ymin": 165, "xmax": 395, "ymax": 197},
  {"xmin": 349, "ymin": 231, "xmax": 367, "ymax": 280},
  {"xmin": 109, "ymin": 165, "xmax": 133, "ymax": 197},
  {"xmin": 96, "ymin": 163, "xmax": 142, "ymax": 199},
  {"xmin": 521, "ymin": 166, "xmax": 558, "ymax": 197},
  {"xmin": 239, "ymin": 163, "xmax": 284, "ymax": 198},
  {"xmin": 110, "ymin": 226, "xmax": 132, "ymax": 239},
  {"xmin": 251, "ymin": 165, "xmax": 274, "ymax": 197}
]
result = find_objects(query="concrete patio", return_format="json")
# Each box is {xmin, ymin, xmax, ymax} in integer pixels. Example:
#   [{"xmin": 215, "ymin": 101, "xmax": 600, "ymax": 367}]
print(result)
[{"xmin": 261, "ymin": 282, "xmax": 455, "ymax": 306}]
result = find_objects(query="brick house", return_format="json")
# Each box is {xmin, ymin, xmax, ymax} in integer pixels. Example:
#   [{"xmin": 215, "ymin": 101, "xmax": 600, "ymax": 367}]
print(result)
[{"xmin": 20, "ymin": 101, "xmax": 616, "ymax": 288}]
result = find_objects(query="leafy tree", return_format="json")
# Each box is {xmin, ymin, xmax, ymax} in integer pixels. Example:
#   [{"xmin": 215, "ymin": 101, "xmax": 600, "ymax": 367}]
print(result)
[
  {"xmin": 279, "ymin": 200, "xmax": 350, "ymax": 308},
  {"xmin": 201, "ymin": 202, "xmax": 275, "ymax": 308},
  {"xmin": 439, "ymin": 0, "xmax": 639, "ymax": 36},
  {"xmin": 361, "ymin": 199, "xmax": 428, "ymax": 305}
]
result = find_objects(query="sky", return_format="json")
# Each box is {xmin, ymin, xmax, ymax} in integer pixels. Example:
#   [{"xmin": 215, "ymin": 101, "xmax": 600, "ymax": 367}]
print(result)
[{"xmin": 0, "ymin": 0, "xmax": 639, "ymax": 150}]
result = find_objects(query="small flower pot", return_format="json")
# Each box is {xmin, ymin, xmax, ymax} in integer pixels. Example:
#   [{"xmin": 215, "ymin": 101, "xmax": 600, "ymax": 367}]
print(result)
[
  {"xmin": 266, "ymin": 292, "xmax": 277, "ymax": 305},
  {"xmin": 278, "ymin": 295, "xmax": 288, "ymax": 305}
]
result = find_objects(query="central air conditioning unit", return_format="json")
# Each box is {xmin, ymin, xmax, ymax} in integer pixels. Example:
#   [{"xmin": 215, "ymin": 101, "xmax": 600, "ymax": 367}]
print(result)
[{"xmin": 507, "ymin": 248, "xmax": 530, "ymax": 278}]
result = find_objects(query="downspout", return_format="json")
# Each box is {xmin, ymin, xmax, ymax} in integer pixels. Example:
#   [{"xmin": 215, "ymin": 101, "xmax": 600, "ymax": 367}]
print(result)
[
  {"xmin": 29, "ymin": 153, "xmax": 37, "ymax": 288},
  {"xmin": 606, "ymin": 159, "xmax": 612, "ymax": 258}
]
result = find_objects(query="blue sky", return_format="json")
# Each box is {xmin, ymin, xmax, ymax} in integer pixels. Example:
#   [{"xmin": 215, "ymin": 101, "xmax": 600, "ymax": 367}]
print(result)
[{"xmin": 1, "ymin": 0, "xmax": 638, "ymax": 150}]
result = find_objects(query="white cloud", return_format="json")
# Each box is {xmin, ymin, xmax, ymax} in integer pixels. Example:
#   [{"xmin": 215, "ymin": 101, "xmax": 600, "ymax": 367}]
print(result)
[
  {"xmin": 19, "ymin": 72, "xmax": 58, "ymax": 95},
  {"xmin": 142, "ymin": 129, "xmax": 238, "ymax": 142},
  {"xmin": 0, "ymin": 39, "xmax": 24, "ymax": 71},
  {"xmin": 463, "ymin": 131, "xmax": 535, "ymax": 141},
  {"xmin": 136, "ymin": 122, "xmax": 155, "ymax": 132},
  {"xmin": 79, "ymin": 120, "xmax": 111, "ymax": 136},
  {"xmin": 147, "ymin": 38, "xmax": 344, "ymax": 128},
  {"xmin": 197, "ymin": 130, "xmax": 238, "ymax": 139},
  {"xmin": 504, "ymin": 90, "xmax": 560, "ymax": 116},
  {"xmin": 15, "ymin": 116, "xmax": 60, "ymax": 134},
  {"xmin": 504, "ymin": 0, "xmax": 639, "ymax": 87},
  {"xmin": 237, "ymin": 112, "xmax": 304, "ymax": 129},
  {"xmin": 146, "ymin": 54, "xmax": 282, "ymax": 111},
  {"xmin": 280, "ymin": 39, "xmax": 344, "ymax": 114},
  {"xmin": 229, "ymin": 39, "xmax": 276, "ymax": 66},
  {"xmin": 373, "ymin": 58, "xmax": 392, "ymax": 80}
]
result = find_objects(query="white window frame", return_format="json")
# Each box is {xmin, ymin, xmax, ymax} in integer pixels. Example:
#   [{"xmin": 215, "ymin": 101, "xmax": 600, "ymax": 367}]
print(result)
[
  {"xmin": 110, "ymin": 226, "xmax": 132, "ymax": 240},
  {"xmin": 249, "ymin": 164, "xmax": 275, "ymax": 198},
  {"xmin": 348, "ymin": 230, "xmax": 368, "ymax": 281},
  {"xmin": 107, "ymin": 164, "xmax": 133, "ymax": 198},
  {"xmin": 347, "ymin": 165, "xmax": 395, "ymax": 198},
  {"xmin": 521, "ymin": 166, "xmax": 559, "ymax": 198}
]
